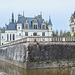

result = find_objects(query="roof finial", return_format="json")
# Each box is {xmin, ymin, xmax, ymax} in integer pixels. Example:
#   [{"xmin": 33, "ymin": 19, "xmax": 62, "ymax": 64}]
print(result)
[
  {"xmin": 48, "ymin": 15, "xmax": 52, "ymax": 25},
  {"xmin": 23, "ymin": 11, "xmax": 24, "ymax": 16},
  {"xmin": 12, "ymin": 12, "xmax": 14, "ymax": 24},
  {"xmin": 49, "ymin": 15, "xmax": 51, "ymax": 20}
]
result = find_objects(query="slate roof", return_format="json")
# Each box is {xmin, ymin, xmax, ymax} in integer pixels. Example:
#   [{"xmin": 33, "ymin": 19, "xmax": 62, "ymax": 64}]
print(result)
[
  {"xmin": 48, "ymin": 18, "xmax": 52, "ymax": 25},
  {"xmin": 1, "ymin": 27, "xmax": 5, "ymax": 33},
  {"xmin": 1, "ymin": 15, "xmax": 52, "ymax": 32},
  {"xmin": 74, "ymin": 11, "xmax": 75, "ymax": 16},
  {"xmin": 6, "ymin": 22, "xmax": 17, "ymax": 30}
]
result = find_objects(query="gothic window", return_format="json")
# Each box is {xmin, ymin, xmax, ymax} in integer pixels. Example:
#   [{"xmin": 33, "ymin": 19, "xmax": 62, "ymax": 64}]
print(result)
[
  {"xmin": 72, "ymin": 27, "xmax": 74, "ymax": 32},
  {"xmin": 19, "ymin": 33, "xmax": 21, "ymax": 36},
  {"xmin": 33, "ymin": 33, "xmax": 37, "ymax": 36},
  {"xmin": 7, "ymin": 34, "xmax": 9, "ymax": 41},
  {"xmin": 34, "ymin": 25, "xmax": 37, "ymax": 29},
  {"xmin": 25, "ymin": 32, "xmax": 28, "ymax": 36},
  {"xmin": 2, "ymin": 36, "xmax": 3, "ymax": 39},
  {"xmin": 42, "ymin": 25, "xmax": 45, "ymax": 29},
  {"xmin": 10, "ymin": 34, "xmax": 11, "ymax": 41},
  {"xmin": 71, "ymin": 18, "xmax": 74, "ymax": 23},
  {"xmin": 42, "ymin": 32, "xmax": 45, "ymax": 36},
  {"xmin": 13, "ymin": 34, "xmax": 15, "ymax": 40},
  {"xmin": 18, "ymin": 27, "xmax": 20, "ymax": 29},
  {"xmin": 51, "ymin": 28, "xmax": 52, "ymax": 30},
  {"xmin": 34, "ymin": 25, "xmax": 35, "ymax": 29},
  {"xmin": 25, "ymin": 24, "xmax": 28, "ymax": 29},
  {"xmin": 35, "ymin": 25, "xmax": 37, "ymax": 29}
]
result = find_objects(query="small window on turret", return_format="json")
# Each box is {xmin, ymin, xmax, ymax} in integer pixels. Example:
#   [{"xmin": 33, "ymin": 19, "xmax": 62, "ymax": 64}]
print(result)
[
  {"xmin": 18, "ymin": 27, "xmax": 20, "ymax": 29},
  {"xmin": 19, "ymin": 33, "xmax": 21, "ymax": 36},
  {"xmin": 2, "ymin": 36, "xmax": 3, "ymax": 39},
  {"xmin": 72, "ymin": 27, "xmax": 74, "ymax": 32},
  {"xmin": 71, "ymin": 18, "xmax": 74, "ymax": 23}
]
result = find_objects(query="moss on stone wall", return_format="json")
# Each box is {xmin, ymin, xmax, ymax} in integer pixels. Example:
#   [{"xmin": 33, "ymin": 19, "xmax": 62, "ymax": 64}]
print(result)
[{"xmin": 28, "ymin": 44, "xmax": 75, "ymax": 62}]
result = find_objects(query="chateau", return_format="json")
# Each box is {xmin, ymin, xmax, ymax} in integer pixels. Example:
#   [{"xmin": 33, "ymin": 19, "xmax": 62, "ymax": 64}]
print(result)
[
  {"xmin": 0, "ymin": 13, "xmax": 52, "ymax": 45},
  {"xmin": 69, "ymin": 11, "xmax": 75, "ymax": 36}
]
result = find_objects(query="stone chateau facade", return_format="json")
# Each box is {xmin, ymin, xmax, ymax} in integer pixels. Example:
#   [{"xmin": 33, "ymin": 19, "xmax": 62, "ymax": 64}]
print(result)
[
  {"xmin": 69, "ymin": 11, "xmax": 75, "ymax": 36},
  {"xmin": 0, "ymin": 13, "xmax": 52, "ymax": 45}
]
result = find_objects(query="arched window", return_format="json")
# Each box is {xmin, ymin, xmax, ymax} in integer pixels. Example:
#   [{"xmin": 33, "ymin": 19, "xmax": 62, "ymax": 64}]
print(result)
[
  {"xmin": 34, "ymin": 25, "xmax": 37, "ymax": 29},
  {"xmin": 10, "ymin": 34, "xmax": 11, "ymax": 41},
  {"xmin": 13, "ymin": 34, "xmax": 15, "ymax": 40},
  {"xmin": 71, "ymin": 18, "xmax": 74, "ymax": 23},
  {"xmin": 42, "ymin": 32, "xmax": 45, "ymax": 36},
  {"xmin": 42, "ymin": 25, "xmax": 45, "ymax": 29},
  {"xmin": 7, "ymin": 34, "xmax": 9, "ymax": 41},
  {"xmin": 25, "ymin": 24, "xmax": 28, "ymax": 29},
  {"xmin": 35, "ymin": 25, "xmax": 37, "ymax": 29}
]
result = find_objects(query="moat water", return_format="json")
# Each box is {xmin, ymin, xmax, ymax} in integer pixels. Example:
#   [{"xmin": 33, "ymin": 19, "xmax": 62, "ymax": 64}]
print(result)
[{"xmin": 0, "ymin": 60, "xmax": 75, "ymax": 75}]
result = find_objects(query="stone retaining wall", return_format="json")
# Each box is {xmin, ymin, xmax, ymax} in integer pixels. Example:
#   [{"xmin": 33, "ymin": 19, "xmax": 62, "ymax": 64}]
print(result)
[
  {"xmin": 0, "ymin": 43, "xmax": 29, "ymax": 69},
  {"xmin": 0, "ymin": 42, "xmax": 75, "ymax": 69}
]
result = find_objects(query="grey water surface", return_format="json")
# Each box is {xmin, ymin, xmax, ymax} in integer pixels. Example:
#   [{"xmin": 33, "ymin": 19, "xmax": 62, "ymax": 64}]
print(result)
[{"xmin": 0, "ymin": 60, "xmax": 74, "ymax": 75}]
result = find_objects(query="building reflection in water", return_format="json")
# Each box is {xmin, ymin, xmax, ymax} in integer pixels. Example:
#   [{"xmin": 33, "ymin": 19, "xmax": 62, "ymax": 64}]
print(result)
[{"xmin": 0, "ymin": 60, "xmax": 73, "ymax": 75}]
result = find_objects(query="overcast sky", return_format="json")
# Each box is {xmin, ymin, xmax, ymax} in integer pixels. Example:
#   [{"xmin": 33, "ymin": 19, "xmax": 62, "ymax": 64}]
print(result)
[{"xmin": 0, "ymin": 0, "xmax": 75, "ymax": 32}]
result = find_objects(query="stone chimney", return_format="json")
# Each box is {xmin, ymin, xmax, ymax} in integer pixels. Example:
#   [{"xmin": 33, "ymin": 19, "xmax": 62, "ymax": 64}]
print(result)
[{"xmin": 12, "ymin": 13, "xmax": 14, "ymax": 24}]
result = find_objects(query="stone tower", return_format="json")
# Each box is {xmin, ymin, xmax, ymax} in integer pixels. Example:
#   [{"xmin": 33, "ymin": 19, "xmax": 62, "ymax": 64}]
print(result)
[
  {"xmin": 48, "ymin": 16, "xmax": 52, "ymax": 36},
  {"xmin": 69, "ymin": 11, "xmax": 75, "ymax": 36}
]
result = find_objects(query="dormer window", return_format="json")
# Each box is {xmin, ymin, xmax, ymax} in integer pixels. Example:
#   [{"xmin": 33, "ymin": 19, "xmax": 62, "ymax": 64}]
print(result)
[
  {"xmin": 25, "ymin": 24, "xmax": 28, "ymax": 29},
  {"xmin": 42, "ymin": 25, "xmax": 45, "ymax": 29},
  {"xmin": 41, "ymin": 20, "xmax": 46, "ymax": 29},
  {"xmin": 24, "ymin": 19, "xmax": 29, "ymax": 29},
  {"xmin": 34, "ymin": 25, "xmax": 37, "ymax": 29},
  {"xmin": 17, "ymin": 23, "xmax": 22, "ymax": 30},
  {"xmin": 18, "ymin": 27, "xmax": 20, "ymax": 29},
  {"xmin": 32, "ymin": 19, "xmax": 38, "ymax": 29}
]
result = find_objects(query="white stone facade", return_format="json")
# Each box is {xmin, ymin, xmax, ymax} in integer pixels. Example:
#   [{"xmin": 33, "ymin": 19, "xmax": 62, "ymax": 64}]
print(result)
[
  {"xmin": 0, "ymin": 13, "xmax": 53, "ymax": 45},
  {"xmin": 69, "ymin": 11, "xmax": 75, "ymax": 36}
]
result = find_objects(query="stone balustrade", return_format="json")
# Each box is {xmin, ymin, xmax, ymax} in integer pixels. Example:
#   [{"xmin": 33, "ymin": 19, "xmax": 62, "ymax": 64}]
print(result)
[
  {"xmin": 26, "ymin": 36, "xmax": 75, "ymax": 42},
  {"xmin": 0, "ymin": 36, "xmax": 75, "ymax": 48}
]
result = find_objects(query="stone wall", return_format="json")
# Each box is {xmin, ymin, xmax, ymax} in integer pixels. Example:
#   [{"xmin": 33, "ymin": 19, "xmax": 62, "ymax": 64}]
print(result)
[
  {"xmin": 0, "ymin": 43, "xmax": 28, "ymax": 69},
  {"xmin": 28, "ymin": 44, "xmax": 75, "ymax": 61},
  {"xmin": 0, "ymin": 42, "xmax": 75, "ymax": 69},
  {"xmin": 27, "ymin": 43, "xmax": 75, "ymax": 69}
]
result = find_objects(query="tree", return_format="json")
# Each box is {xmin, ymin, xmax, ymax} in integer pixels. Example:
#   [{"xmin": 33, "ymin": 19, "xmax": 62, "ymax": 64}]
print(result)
[
  {"xmin": 60, "ymin": 30, "xmax": 63, "ymax": 36},
  {"xmin": 69, "ymin": 34, "xmax": 71, "ymax": 37},
  {"xmin": 63, "ymin": 30, "xmax": 66, "ymax": 36},
  {"xmin": 73, "ymin": 32, "xmax": 75, "ymax": 37},
  {"xmin": 56, "ymin": 30, "xmax": 58, "ymax": 36},
  {"xmin": 52, "ymin": 31, "xmax": 58, "ymax": 37}
]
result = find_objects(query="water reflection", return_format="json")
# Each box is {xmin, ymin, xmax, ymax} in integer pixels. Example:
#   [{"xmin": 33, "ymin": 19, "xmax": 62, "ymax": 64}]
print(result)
[{"xmin": 0, "ymin": 60, "xmax": 73, "ymax": 75}]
